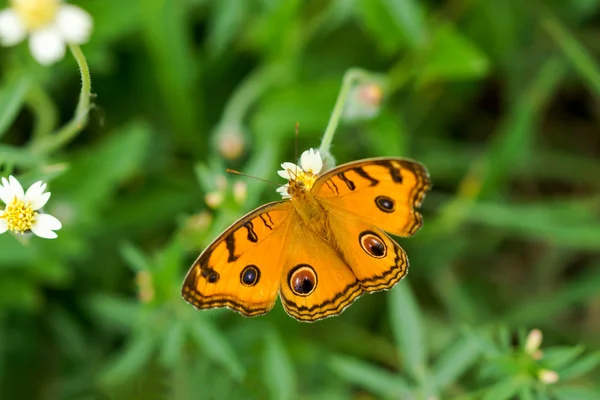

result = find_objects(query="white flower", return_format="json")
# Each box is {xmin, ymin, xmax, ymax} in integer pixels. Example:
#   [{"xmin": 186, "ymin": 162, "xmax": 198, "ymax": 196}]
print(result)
[
  {"xmin": 0, "ymin": 175, "xmax": 62, "ymax": 239},
  {"xmin": 276, "ymin": 148, "xmax": 323, "ymax": 199},
  {"xmin": 0, "ymin": 0, "xmax": 93, "ymax": 65},
  {"xmin": 277, "ymin": 148, "xmax": 323, "ymax": 180}
]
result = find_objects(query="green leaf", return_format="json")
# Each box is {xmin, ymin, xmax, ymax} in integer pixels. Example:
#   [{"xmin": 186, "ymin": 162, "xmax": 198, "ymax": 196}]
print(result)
[
  {"xmin": 0, "ymin": 277, "xmax": 40, "ymax": 311},
  {"xmin": 139, "ymin": 0, "xmax": 204, "ymax": 149},
  {"xmin": 328, "ymin": 355, "xmax": 413, "ymax": 399},
  {"xmin": 190, "ymin": 318, "xmax": 244, "ymax": 381},
  {"xmin": 159, "ymin": 319, "xmax": 186, "ymax": 368},
  {"xmin": 87, "ymin": 294, "xmax": 141, "ymax": 331},
  {"xmin": 388, "ymin": 283, "xmax": 427, "ymax": 381},
  {"xmin": 102, "ymin": 331, "xmax": 157, "ymax": 384},
  {"xmin": 432, "ymin": 334, "xmax": 482, "ymax": 390},
  {"xmin": 518, "ymin": 386, "xmax": 535, "ymax": 400},
  {"xmin": 119, "ymin": 242, "xmax": 152, "ymax": 273},
  {"xmin": 417, "ymin": 24, "xmax": 490, "ymax": 85},
  {"xmin": 207, "ymin": 0, "xmax": 249, "ymax": 56},
  {"xmin": 0, "ymin": 145, "xmax": 40, "ymax": 167},
  {"xmin": 559, "ymin": 351, "xmax": 600, "ymax": 380},
  {"xmin": 465, "ymin": 200, "xmax": 600, "ymax": 251},
  {"xmin": 356, "ymin": 0, "xmax": 408, "ymax": 53},
  {"xmin": 47, "ymin": 307, "xmax": 87, "ymax": 360},
  {"xmin": 262, "ymin": 329, "xmax": 296, "ymax": 400},
  {"xmin": 553, "ymin": 386, "xmax": 600, "ymax": 400},
  {"xmin": 0, "ymin": 74, "xmax": 31, "ymax": 139},
  {"xmin": 543, "ymin": 14, "xmax": 600, "ymax": 96},
  {"xmin": 542, "ymin": 346, "xmax": 584, "ymax": 370},
  {"xmin": 504, "ymin": 263, "xmax": 600, "ymax": 325},
  {"xmin": 482, "ymin": 378, "xmax": 524, "ymax": 400},
  {"xmin": 56, "ymin": 121, "xmax": 152, "ymax": 211},
  {"xmin": 477, "ymin": 57, "xmax": 566, "ymax": 198},
  {"xmin": 366, "ymin": 111, "xmax": 408, "ymax": 157},
  {"xmin": 380, "ymin": 0, "xmax": 428, "ymax": 49}
]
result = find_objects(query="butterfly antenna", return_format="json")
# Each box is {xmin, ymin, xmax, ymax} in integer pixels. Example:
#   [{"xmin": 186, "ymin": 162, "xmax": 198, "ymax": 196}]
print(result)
[
  {"xmin": 295, "ymin": 122, "xmax": 299, "ymax": 178},
  {"xmin": 226, "ymin": 169, "xmax": 281, "ymax": 187}
]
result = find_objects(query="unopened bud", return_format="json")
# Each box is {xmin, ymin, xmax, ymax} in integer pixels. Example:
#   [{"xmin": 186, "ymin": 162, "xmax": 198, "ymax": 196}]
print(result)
[
  {"xmin": 232, "ymin": 181, "xmax": 247, "ymax": 205},
  {"xmin": 136, "ymin": 271, "xmax": 154, "ymax": 303},
  {"xmin": 525, "ymin": 329, "xmax": 543, "ymax": 355},
  {"xmin": 205, "ymin": 191, "xmax": 224, "ymax": 209},
  {"xmin": 538, "ymin": 369, "xmax": 559, "ymax": 384},
  {"xmin": 186, "ymin": 211, "xmax": 213, "ymax": 233},
  {"xmin": 343, "ymin": 82, "xmax": 385, "ymax": 122},
  {"xmin": 216, "ymin": 124, "xmax": 246, "ymax": 160}
]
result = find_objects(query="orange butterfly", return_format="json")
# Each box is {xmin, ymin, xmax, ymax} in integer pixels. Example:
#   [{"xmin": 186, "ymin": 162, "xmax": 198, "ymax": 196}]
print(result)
[{"xmin": 182, "ymin": 149, "xmax": 431, "ymax": 322}]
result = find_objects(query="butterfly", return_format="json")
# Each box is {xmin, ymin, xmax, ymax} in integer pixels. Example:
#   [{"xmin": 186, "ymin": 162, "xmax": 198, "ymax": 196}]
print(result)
[{"xmin": 182, "ymin": 149, "xmax": 431, "ymax": 322}]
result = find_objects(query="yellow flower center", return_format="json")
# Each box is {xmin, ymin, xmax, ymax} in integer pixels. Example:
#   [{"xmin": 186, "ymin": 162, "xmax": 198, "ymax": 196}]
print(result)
[
  {"xmin": 10, "ymin": 0, "xmax": 60, "ymax": 30},
  {"xmin": 286, "ymin": 170, "xmax": 318, "ymax": 198},
  {"xmin": 296, "ymin": 171, "xmax": 317, "ymax": 190},
  {"xmin": 1, "ymin": 197, "xmax": 37, "ymax": 234}
]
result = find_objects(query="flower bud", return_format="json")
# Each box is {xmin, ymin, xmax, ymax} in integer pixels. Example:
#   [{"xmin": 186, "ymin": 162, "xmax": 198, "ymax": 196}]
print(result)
[
  {"xmin": 538, "ymin": 369, "xmax": 559, "ymax": 384},
  {"xmin": 215, "ymin": 123, "xmax": 246, "ymax": 160},
  {"xmin": 343, "ymin": 82, "xmax": 385, "ymax": 122},
  {"xmin": 232, "ymin": 180, "xmax": 247, "ymax": 205}
]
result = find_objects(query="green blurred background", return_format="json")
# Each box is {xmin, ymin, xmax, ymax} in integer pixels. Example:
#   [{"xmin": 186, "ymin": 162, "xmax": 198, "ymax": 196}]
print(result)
[{"xmin": 1, "ymin": 0, "xmax": 600, "ymax": 399}]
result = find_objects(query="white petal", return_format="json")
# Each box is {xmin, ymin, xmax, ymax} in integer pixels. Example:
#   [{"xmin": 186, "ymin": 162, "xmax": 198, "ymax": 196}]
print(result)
[
  {"xmin": 0, "ymin": 177, "xmax": 11, "ymax": 204},
  {"xmin": 278, "ymin": 162, "xmax": 299, "ymax": 180},
  {"xmin": 29, "ymin": 27, "xmax": 66, "ymax": 65},
  {"xmin": 0, "ymin": 214, "xmax": 7, "ymax": 234},
  {"xmin": 300, "ymin": 148, "xmax": 323, "ymax": 174},
  {"xmin": 30, "ymin": 213, "xmax": 62, "ymax": 239},
  {"xmin": 0, "ymin": 184, "xmax": 10, "ymax": 205},
  {"xmin": 276, "ymin": 185, "xmax": 291, "ymax": 199},
  {"xmin": 31, "ymin": 192, "xmax": 51, "ymax": 210},
  {"xmin": 0, "ymin": 9, "xmax": 27, "ymax": 46},
  {"xmin": 8, "ymin": 176, "xmax": 24, "ymax": 200},
  {"xmin": 277, "ymin": 170, "xmax": 290, "ymax": 180},
  {"xmin": 56, "ymin": 5, "xmax": 93, "ymax": 44},
  {"xmin": 25, "ymin": 181, "xmax": 50, "ymax": 210}
]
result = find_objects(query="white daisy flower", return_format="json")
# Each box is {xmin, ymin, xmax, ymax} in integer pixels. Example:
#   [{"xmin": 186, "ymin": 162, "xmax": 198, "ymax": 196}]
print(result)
[
  {"xmin": 0, "ymin": 0, "xmax": 93, "ymax": 65},
  {"xmin": 276, "ymin": 148, "xmax": 324, "ymax": 199},
  {"xmin": 0, "ymin": 175, "xmax": 62, "ymax": 239}
]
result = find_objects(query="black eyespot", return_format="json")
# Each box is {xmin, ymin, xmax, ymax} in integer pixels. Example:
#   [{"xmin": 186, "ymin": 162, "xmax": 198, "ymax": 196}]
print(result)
[
  {"xmin": 375, "ymin": 196, "xmax": 395, "ymax": 213},
  {"xmin": 207, "ymin": 271, "xmax": 220, "ymax": 283},
  {"xmin": 359, "ymin": 231, "xmax": 387, "ymax": 258},
  {"xmin": 240, "ymin": 265, "xmax": 260, "ymax": 286},
  {"xmin": 288, "ymin": 264, "xmax": 317, "ymax": 296}
]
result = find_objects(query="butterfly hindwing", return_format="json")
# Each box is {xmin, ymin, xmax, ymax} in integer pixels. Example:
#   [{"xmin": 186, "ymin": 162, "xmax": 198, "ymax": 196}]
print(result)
[
  {"xmin": 278, "ymin": 217, "xmax": 364, "ymax": 322},
  {"xmin": 313, "ymin": 158, "xmax": 431, "ymax": 237},
  {"xmin": 182, "ymin": 201, "xmax": 293, "ymax": 317},
  {"xmin": 278, "ymin": 212, "xmax": 409, "ymax": 322},
  {"xmin": 325, "ymin": 210, "xmax": 409, "ymax": 292}
]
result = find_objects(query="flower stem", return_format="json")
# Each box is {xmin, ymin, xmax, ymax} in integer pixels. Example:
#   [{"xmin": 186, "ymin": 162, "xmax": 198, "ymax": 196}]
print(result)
[
  {"xmin": 319, "ymin": 68, "xmax": 373, "ymax": 157},
  {"xmin": 30, "ymin": 45, "xmax": 92, "ymax": 155}
]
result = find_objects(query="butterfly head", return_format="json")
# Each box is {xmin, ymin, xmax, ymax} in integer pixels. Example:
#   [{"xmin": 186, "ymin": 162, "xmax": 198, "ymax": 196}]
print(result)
[{"xmin": 276, "ymin": 148, "xmax": 324, "ymax": 199}]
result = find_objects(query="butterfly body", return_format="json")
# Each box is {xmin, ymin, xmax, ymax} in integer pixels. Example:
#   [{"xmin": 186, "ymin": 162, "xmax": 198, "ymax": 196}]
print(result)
[{"xmin": 182, "ymin": 155, "xmax": 431, "ymax": 322}]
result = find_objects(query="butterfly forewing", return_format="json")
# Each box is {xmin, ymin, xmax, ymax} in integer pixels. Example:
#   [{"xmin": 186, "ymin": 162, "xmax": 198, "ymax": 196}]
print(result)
[
  {"xmin": 181, "ymin": 201, "xmax": 293, "ymax": 317},
  {"xmin": 313, "ymin": 158, "xmax": 431, "ymax": 237}
]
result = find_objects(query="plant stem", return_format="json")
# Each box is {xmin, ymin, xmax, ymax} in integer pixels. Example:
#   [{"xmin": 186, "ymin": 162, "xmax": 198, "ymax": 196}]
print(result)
[
  {"xmin": 30, "ymin": 45, "xmax": 92, "ymax": 155},
  {"xmin": 319, "ymin": 68, "xmax": 372, "ymax": 157}
]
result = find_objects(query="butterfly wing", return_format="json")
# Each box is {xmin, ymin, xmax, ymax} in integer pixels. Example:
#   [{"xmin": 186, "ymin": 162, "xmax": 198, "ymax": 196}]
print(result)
[
  {"xmin": 182, "ymin": 201, "xmax": 293, "ymax": 317},
  {"xmin": 278, "ymin": 213, "xmax": 409, "ymax": 322},
  {"xmin": 313, "ymin": 158, "xmax": 431, "ymax": 237},
  {"xmin": 278, "ymin": 216, "xmax": 363, "ymax": 322}
]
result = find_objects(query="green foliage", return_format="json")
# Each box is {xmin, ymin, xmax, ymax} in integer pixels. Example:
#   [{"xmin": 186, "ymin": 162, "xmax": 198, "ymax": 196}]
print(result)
[{"xmin": 1, "ymin": 0, "xmax": 600, "ymax": 399}]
